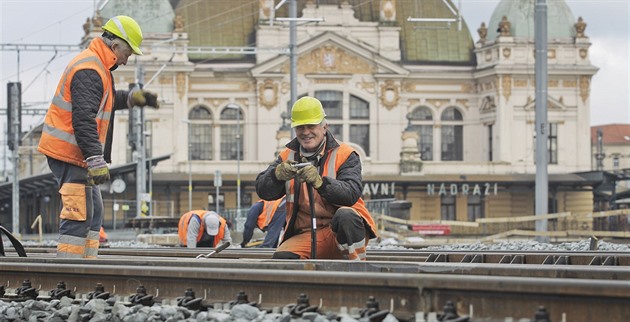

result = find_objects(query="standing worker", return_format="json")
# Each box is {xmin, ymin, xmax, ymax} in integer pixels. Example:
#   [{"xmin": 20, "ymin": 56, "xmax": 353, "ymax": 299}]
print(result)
[
  {"xmin": 255, "ymin": 96, "xmax": 377, "ymax": 260},
  {"xmin": 241, "ymin": 196, "xmax": 286, "ymax": 248},
  {"xmin": 178, "ymin": 210, "xmax": 232, "ymax": 248},
  {"xmin": 38, "ymin": 16, "xmax": 159, "ymax": 258}
]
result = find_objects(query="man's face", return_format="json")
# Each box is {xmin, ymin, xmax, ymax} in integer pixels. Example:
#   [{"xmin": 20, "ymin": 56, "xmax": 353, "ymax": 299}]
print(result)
[
  {"xmin": 295, "ymin": 123, "xmax": 327, "ymax": 152},
  {"xmin": 112, "ymin": 41, "xmax": 133, "ymax": 66}
]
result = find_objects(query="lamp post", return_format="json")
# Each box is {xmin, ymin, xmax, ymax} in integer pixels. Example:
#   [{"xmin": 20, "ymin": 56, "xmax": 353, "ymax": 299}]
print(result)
[
  {"xmin": 226, "ymin": 104, "xmax": 241, "ymax": 217},
  {"xmin": 181, "ymin": 119, "xmax": 192, "ymax": 211}
]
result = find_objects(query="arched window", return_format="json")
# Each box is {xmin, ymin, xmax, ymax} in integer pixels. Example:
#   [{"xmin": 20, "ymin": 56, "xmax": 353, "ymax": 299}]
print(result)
[
  {"xmin": 349, "ymin": 95, "xmax": 369, "ymax": 155},
  {"xmin": 188, "ymin": 105, "xmax": 213, "ymax": 160},
  {"xmin": 289, "ymin": 91, "xmax": 372, "ymax": 157},
  {"xmin": 409, "ymin": 106, "xmax": 434, "ymax": 161},
  {"xmin": 441, "ymin": 107, "xmax": 463, "ymax": 161},
  {"xmin": 220, "ymin": 105, "xmax": 243, "ymax": 161}
]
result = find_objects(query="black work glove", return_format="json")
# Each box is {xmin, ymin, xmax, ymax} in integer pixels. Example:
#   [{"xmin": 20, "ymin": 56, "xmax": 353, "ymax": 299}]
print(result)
[{"xmin": 86, "ymin": 155, "xmax": 110, "ymax": 185}]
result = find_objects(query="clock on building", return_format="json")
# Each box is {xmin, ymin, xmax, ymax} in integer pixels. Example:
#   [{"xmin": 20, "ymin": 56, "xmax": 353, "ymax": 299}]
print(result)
[{"xmin": 111, "ymin": 178, "xmax": 126, "ymax": 194}]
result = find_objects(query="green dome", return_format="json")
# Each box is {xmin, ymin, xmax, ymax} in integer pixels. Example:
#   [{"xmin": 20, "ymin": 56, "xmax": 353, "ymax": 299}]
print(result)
[
  {"xmin": 101, "ymin": 0, "xmax": 175, "ymax": 33},
  {"xmin": 487, "ymin": 0, "xmax": 576, "ymax": 40}
]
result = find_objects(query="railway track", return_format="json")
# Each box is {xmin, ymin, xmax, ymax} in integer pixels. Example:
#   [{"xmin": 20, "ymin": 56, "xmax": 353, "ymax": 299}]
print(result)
[{"xmin": 1, "ymin": 248, "xmax": 629, "ymax": 321}]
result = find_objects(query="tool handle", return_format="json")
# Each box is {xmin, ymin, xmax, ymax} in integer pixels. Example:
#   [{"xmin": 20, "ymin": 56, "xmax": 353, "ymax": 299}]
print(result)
[{"xmin": 195, "ymin": 241, "xmax": 231, "ymax": 259}]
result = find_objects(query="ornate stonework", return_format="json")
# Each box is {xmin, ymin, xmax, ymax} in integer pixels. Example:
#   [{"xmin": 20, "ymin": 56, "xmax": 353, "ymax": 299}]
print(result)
[
  {"xmin": 293, "ymin": 45, "xmax": 375, "ymax": 74},
  {"xmin": 240, "ymin": 82, "xmax": 252, "ymax": 92},
  {"xmin": 379, "ymin": 80, "xmax": 399, "ymax": 110},
  {"xmin": 563, "ymin": 80, "xmax": 577, "ymax": 88},
  {"xmin": 579, "ymin": 48, "xmax": 588, "ymax": 59},
  {"xmin": 575, "ymin": 17, "xmax": 587, "ymax": 38},
  {"xmin": 477, "ymin": 22, "xmax": 488, "ymax": 44},
  {"xmin": 258, "ymin": 79, "xmax": 278, "ymax": 110},
  {"xmin": 514, "ymin": 79, "xmax": 528, "ymax": 88},
  {"xmin": 456, "ymin": 99, "xmax": 469, "ymax": 109},
  {"xmin": 461, "ymin": 83, "xmax": 473, "ymax": 93},
  {"xmin": 502, "ymin": 75, "xmax": 512, "ymax": 101},
  {"xmin": 176, "ymin": 72, "xmax": 187, "ymax": 100},
  {"xmin": 479, "ymin": 96, "xmax": 496, "ymax": 112},
  {"xmin": 357, "ymin": 78, "xmax": 376, "ymax": 93},
  {"xmin": 579, "ymin": 76, "xmax": 590, "ymax": 103},
  {"xmin": 380, "ymin": 0, "xmax": 396, "ymax": 22},
  {"xmin": 502, "ymin": 48, "xmax": 511, "ymax": 58},
  {"xmin": 548, "ymin": 79, "xmax": 559, "ymax": 88},
  {"xmin": 173, "ymin": 15, "xmax": 185, "ymax": 32},
  {"xmin": 426, "ymin": 99, "xmax": 449, "ymax": 108},
  {"xmin": 497, "ymin": 16, "xmax": 511, "ymax": 37},
  {"xmin": 259, "ymin": 0, "xmax": 273, "ymax": 20}
]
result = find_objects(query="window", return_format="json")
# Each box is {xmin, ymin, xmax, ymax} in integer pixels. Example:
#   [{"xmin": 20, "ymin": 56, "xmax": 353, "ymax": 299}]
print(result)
[
  {"xmin": 613, "ymin": 155, "xmax": 620, "ymax": 170},
  {"xmin": 189, "ymin": 106, "xmax": 213, "ymax": 160},
  {"xmin": 219, "ymin": 106, "xmax": 243, "ymax": 161},
  {"xmin": 467, "ymin": 195, "xmax": 484, "ymax": 221},
  {"xmin": 488, "ymin": 124, "xmax": 493, "ymax": 161},
  {"xmin": 441, "ymin": 195, "xmax": 456, "ymax": 221},
  {"xmin": 548, "ymin": 123, "xmax": 557, "ymax": 164},
  {"xmin": 311, "ymin": 91, "xmax": 371, "ymax": 156},
  {"xmin": 441, "ymin": 107, "xmax": 463, "ymax": 161},
  {"xmin": 315, "ymin": 90, "xmax": 342, "ymax": 119},
  {"xmin": 409, "ymin": 106, "xmax": 433, "ymax": 161}
]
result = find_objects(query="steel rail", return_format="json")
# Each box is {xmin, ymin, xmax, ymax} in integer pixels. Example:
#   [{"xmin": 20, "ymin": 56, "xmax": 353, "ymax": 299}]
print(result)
[{"xmin": 1, "ymin": 257, "xmax": 629, "ymax": 321}]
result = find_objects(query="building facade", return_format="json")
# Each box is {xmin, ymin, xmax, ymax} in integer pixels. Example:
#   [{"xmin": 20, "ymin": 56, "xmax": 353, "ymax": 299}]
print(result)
[{"xmin": 4, "ymin": 0, "xmax": 602, "ymax": 233}]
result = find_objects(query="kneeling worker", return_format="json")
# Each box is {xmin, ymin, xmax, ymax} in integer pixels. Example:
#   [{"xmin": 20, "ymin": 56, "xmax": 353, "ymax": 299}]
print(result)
[
  {"xmin": 178, "ymin": 210, "xmax": 231, "ymax": 248},
  {"xmin": 241, "ymin": 196, "xmax": 286, "ymax": 248}
]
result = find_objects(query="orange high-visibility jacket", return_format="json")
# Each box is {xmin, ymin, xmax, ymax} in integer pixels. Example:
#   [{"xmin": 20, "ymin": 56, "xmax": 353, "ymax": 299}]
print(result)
[
  {"xmin": 38, "ymin": 38, "xmax": 116, "ymax": 167},
  {"xmin": 99, "ymin": 226, "xmax": 108, "ymax": 243},
  {"xmin": 178, "ymin": 210, "xmax": 227, "ymax": 246},
  {"xmin": 256, "ymin": 197, "xmax": 285, "ymax": 230},
  {"xmin": 279, "ymin": 143, "xmax": 377, "ymax": 238}
]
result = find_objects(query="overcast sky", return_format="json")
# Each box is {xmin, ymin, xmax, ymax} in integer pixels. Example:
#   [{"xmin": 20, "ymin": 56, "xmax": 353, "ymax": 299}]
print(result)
[{"xmin": 0, "ymin": 0, "xmax": 628, "ymax": 131}]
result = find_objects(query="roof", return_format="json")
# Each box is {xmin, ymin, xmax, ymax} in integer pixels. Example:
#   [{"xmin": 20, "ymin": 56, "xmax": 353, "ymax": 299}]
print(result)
[
  {"xmin": 487, "ymin": 0, "xmax": 576, "ymax": 40},
  {"xmin": 173, "ymin": 0, "xmax": 475, "ymax": 64},
  {"xmin": 590, "ymin": 124, "xmax": 630, "ymax": 144},
  {"xmin": 0, "ymin": 155, "xmax": 171, "ymax": 201},
  {"xmin": 100, "ymin": 0, "xmax": 176, "ymax": 33}
]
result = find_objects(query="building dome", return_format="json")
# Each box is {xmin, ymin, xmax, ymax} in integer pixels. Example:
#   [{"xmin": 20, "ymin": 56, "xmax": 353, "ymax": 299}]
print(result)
[
  {"xmin": 100, "ymin": 0, "xmax": 175, "ymax": 33},
  {"xmin": 487, "ymin": 0, "xmax": 576, "ymax": 40}
]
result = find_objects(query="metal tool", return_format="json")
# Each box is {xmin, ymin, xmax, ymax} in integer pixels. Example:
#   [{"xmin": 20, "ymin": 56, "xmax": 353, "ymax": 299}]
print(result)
[{"xmin": 195, "ymin": 241, "xmax": 231, "ymax": 259}]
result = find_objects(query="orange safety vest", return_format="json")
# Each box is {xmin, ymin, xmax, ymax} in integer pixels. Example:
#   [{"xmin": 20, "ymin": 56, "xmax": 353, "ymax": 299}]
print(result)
[
  {"xmin": 178, "ymin": 210, "xmax": 227, "ymax": 246},
  {"xmin": 256, "ymin": 197, "xmax": 285, "ymax": 230},
  {"xmin": 38, "ymin": 38, "xmax": 116, "ymax": 168},
  {"xmin": 279, "ymin": 143, "xmax": 377, "ymax": 238}
]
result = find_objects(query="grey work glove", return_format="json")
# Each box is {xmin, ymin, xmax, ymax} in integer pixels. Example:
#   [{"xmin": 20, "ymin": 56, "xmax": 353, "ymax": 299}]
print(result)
[
  {"xmin": 297, "ymin": 165, "xmax": 323, "ymax": 189},
  {"xmin": 129, "ymin": 89, "xmax": 160, "ymax": 108},
  {"xmin": 86, "ymin": 155, "xmax": 110, "ymax": 185},
  {"xmin": 275, "ymin": 160, "xmax": 298, "ymax": 181}
]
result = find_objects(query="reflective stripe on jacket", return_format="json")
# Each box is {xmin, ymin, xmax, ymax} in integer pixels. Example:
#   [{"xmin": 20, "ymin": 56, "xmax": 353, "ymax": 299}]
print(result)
[
  {"xmin": 178, "ymin": 210, "xmax": 227, "ymax": 246},
  {"xmin": 38, "ymin": 38, "xmax": 115, "ymax": 167},
  {"xmin": 279, "ymin": 143, "xmax": 377, "ymax": 238}
]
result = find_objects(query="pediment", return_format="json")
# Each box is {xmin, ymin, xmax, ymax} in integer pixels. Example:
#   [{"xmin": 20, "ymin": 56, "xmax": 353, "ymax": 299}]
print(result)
[
  {"xmin": 523, "ymin": 95, "xmax": 569, "ymax": 111},
  {"xmin": 251, "ymin": 31, "xmax": 408, "ymax": 77}
]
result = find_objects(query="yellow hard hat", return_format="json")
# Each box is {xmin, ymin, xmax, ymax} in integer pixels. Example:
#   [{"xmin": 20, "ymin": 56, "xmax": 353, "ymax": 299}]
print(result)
[
  {"xmin": 102, "ymin": 15, "xmax": 144, "ymax": 55},
  {"xmin": 291, "ymin": 96, "xmax": 326, "ymax": 128}
]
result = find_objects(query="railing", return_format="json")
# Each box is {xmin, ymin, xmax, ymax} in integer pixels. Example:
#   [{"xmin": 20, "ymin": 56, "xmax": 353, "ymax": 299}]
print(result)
[{"xmin": 102, "ymin": 199, "xmax": 175, "ymax": 230}]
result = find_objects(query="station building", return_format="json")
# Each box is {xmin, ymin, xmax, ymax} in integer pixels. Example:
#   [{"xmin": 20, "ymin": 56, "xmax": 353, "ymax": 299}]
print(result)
[{"xmin": 1, "ymin": 0, "xmax": 611, "ymax": 234}]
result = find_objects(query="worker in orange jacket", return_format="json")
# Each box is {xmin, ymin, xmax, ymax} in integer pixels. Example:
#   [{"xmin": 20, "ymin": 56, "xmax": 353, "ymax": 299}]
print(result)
[
  {"xmin": 241, "ymin": 196, "xmax": 286, "ymax": 248},
  {"xmin": 38, "ymin": 16, "xmax": 158, "ymax": 259},
  {"xmin": 178, "ymin": 210, "xmax": 231, "ymax": 248}
]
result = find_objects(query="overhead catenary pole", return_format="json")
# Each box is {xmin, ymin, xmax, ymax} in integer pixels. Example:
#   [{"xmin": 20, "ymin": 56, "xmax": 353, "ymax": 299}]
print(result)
[
  {"xmin": 135, "ymin": 65, "xmax": 146, "ymax": 218},
  {"xmin": 289, "ymin": 0, "xmax": 297, "ymax": 116},
  {"xmin": 534, "ymin": 0, "xmax": 549, "ymax": 242},
  {"xmin": 9, "ymin": 83, "xmax": 21, "ymax": 237}
]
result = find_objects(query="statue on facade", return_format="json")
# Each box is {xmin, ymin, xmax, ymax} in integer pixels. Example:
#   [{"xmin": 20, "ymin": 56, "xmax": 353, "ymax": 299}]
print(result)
[
  {"xmin": 92, "ymin": 11, "xmax": 103, "ymax": 30},
  {"xmin": 574, "ymin": 16, "xmax": 587, "ymax": 38},
  {"xmin": 497, "ymin": 16, "xmax": 511, "ymax": 37},
  {"xmin": 477, "ymin": 22, "xmax": 488, "ymax": 43},
  {"xmin": 173, "ymin": 14, "xmax": 185, "ymax": 32},
  {"xmin": 83, "ymin": 17, "xmax": 91, "ymax": 35}
]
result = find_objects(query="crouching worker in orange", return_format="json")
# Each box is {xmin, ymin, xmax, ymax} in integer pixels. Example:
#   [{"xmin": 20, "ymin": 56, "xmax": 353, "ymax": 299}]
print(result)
[
  {"xmin": 255, "ymin": 96, "xmax": 377, "ymax": 260},
  {"xmin": 178, "ymin": 210, "xmax": 232, "ymax": 248},
  {"xmin": 37, "ymin": 16, "xmax": 159, "ymax": 258}
]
